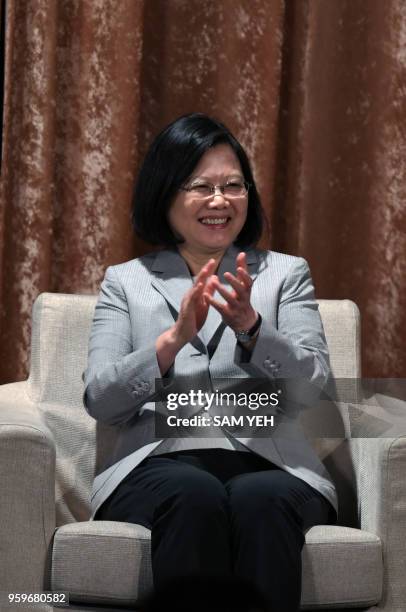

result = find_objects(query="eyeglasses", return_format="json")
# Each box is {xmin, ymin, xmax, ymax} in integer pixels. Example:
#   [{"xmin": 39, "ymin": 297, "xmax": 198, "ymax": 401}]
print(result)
[{"xmin": 180, "ymin": 180, "xmax": 250, "ymax": 199}]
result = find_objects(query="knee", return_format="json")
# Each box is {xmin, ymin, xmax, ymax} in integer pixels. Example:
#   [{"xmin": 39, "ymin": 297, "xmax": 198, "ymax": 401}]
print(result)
[
  {"xmin": 227, "ymin": 473, "xmax": 295, "ymax": 518},
  {"xmin": 170, "ymin": 471, "xmax": 228, "ymax": 516}
]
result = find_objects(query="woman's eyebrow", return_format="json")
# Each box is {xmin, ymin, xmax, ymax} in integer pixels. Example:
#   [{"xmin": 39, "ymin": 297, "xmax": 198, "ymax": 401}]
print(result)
[{"xmin": 189, "ymin": 173, "xmax": 244, "ymax": 182}]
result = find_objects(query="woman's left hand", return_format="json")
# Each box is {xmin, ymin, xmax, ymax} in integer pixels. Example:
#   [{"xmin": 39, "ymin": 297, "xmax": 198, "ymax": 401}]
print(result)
[{"xmin": 204, "ymin": 252, "xmax": 258, "ymax": 332}]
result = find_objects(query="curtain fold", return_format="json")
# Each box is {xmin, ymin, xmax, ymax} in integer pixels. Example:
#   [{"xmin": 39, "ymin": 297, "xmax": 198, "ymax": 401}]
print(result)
[{"xmin": 1, "ymin": 0, "xmax": 405, "ymax": 383}]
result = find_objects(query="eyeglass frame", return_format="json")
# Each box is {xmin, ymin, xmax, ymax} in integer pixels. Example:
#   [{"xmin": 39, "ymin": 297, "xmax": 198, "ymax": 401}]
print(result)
[{"xmin": 179, "ymin": 180, "xmax": 251, "ymax": 199}]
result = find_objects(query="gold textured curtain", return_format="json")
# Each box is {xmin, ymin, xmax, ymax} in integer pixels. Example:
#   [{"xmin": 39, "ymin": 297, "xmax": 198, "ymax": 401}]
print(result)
[{"xmin": 1, "ymin": 0, "xmax": 405, "ymax": 383}]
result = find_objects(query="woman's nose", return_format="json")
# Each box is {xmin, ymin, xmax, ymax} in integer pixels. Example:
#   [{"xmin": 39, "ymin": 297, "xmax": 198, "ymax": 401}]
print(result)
[{"xmin": 208, "ymin": 192, "xmax": 230, "ymax": 207}]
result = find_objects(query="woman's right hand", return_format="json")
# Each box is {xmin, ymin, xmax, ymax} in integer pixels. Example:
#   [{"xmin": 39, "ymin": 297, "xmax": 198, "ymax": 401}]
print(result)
[
  {"xmin": 156, "ymin": 258, "xmax": 217, "ymax": 375},
  {"xmin": 173, "ymin": 258, "xmax": 217, "ymax": 345}
]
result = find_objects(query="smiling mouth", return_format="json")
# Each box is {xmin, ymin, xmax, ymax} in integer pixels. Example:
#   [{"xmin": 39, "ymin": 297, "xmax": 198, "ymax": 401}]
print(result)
[{"xmin": 199, "ymin": 217, "xmax": 231, "ymax": 226}]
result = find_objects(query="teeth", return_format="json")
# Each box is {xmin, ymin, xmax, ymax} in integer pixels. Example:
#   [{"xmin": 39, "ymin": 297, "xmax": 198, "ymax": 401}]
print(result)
[{"xmin": 200, "ymin": 218, "xmax": 228, "ymax": 225}]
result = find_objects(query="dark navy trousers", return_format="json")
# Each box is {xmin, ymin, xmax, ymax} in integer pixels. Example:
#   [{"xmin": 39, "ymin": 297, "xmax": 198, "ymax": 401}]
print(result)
[{"xmin": 96, "ymin": 449, "xmax": 336, "ymax": 611}]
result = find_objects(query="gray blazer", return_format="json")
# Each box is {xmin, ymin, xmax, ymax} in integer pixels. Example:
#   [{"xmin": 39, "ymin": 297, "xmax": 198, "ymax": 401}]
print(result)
[{"xmin": 83, "ymin": 245, "xmax": 338, "ymax": 517}]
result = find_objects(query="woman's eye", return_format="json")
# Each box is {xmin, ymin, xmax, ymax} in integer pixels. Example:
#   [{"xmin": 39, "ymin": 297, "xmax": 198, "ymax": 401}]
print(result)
[
  {"xmin": 228, "ymin": 181, "xmax": 243, "ymax": 188},
  {"xmin": 191, "ymin": 184, "xmax": 211, "ymax": 193},
  {"xmin": 225, "ymin": 182, "xmax": 244, "ymax": 193}
]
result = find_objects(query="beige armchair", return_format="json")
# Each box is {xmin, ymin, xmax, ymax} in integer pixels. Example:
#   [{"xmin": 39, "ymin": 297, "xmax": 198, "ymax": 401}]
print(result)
[{"xmin": 0, "ymin": 293, "xmax": 405, "ymax": 611}]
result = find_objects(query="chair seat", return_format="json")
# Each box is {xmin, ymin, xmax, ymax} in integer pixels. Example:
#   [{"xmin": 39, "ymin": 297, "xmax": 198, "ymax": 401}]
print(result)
[{"xmin": 51, "ymin": 522, "xmax": 383, "ymax": 609}]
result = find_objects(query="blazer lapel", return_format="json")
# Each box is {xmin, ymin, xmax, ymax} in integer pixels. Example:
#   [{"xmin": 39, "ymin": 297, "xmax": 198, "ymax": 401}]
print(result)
[{"xmin": 150, "ymin": 249, "xmax": 192, "ymax": 314}]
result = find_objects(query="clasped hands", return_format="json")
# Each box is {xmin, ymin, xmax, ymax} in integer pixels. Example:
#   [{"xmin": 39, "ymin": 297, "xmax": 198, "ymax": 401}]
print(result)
[{"xmin": 174, "ymin": 252, "xmax": 258, "ymax": 347}]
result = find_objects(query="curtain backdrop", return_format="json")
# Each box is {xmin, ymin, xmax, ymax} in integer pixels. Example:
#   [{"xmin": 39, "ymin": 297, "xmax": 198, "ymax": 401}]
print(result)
[
  {"xmin": 0, "ymin": 0, "xmax": 5, "ymax": 170},
  {"xmin": 1, "ymin": 0, "xmax": 405, "ymax": 383}
]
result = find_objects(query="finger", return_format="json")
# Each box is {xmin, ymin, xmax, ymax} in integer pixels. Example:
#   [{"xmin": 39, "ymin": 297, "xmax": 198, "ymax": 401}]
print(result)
[
  {"xmin": 199, "ymin": 277, "xmax": 215, "ymax": 306},
  {"xmin": 236, "ymin": 266, "xmax": 253, "ymax": 289},
  {"xmin": 192, "ymin": 281, "xmax": 205, "ymax": 295},
  {"xmin": 223, "ymin": 271, "xmax": 246, "ymax": 297},
  {"xmin": 236, "ymin": 252, "xmax": 248, "ymax": 273},
  {"xmin": 204, "ymin": 294, "xmax": 229, "ymax": 316},
  {"xmin": 206, "ymin": 258, "xmax": 218, "ymax": 272},
  {"xmin": 211, "ymin": 278, "xmax": 239, "ymax": 306},
  {"xmin": 195, "ymin": 259, "xmax": 217, "ymax": 284},
  {"xmin": 204, "ymin": 277, "xmax": 217, "ymax": 296},
  {"xmin": 236, "ymin": 252, "xmax": 250, "ymax": 286},
  {"xmin": 189, "ymin": 282, "xmax": 204, "ymax": 303}
]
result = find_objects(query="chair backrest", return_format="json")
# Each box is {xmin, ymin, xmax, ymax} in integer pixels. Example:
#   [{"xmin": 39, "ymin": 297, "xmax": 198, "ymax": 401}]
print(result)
[
  {"xmin": 27, "ymin": 293, "xmax": 361, "ymax": 525},
  {"xmin": 29, "ymin": 293, "xmax": 98, "ymax": 525},
  {"xmin": 317, "ymin": 299, "xmax": 361, "ymax": 379}
]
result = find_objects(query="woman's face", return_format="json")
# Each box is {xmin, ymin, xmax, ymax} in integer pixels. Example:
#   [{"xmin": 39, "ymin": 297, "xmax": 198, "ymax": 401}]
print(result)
[{"xmin": 168, "ymin": 144, "xmax": 248, "ymax": 257}]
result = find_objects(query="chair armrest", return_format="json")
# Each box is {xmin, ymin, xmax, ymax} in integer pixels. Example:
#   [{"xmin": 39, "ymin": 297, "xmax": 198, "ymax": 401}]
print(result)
[
  {"xmin": 348, "ymin": 392, "xmax": 406, "ymax": 611},
  {"xmin": 0, "ymin": 381, "xmax": 56, "ymax": 593}
]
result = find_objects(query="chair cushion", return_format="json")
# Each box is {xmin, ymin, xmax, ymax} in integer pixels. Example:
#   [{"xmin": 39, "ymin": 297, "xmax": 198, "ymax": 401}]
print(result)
[
  {"xmin": 51, "ymin": 521, "xmax": 152, "ymax": 606},
  {"xmin": 302, "ymin": 525, "xmax": 383, "ymax": 608},
  {"xmin": 51, "ymin": 522, "xmax": 382, "ymax": 608}
]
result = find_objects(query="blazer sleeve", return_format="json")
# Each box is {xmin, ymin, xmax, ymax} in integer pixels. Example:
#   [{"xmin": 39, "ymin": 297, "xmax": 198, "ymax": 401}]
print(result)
[
  {"xmin": 234, "ymin": 257, "xmax": 330, "ymax": 395},
  {"xmin": 82, "ymin": 266, "xmax": 163, "ymax": 425}
]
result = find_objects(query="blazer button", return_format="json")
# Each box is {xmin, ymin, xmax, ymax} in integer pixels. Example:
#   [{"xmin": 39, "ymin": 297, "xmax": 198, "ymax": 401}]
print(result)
[{"xmin": 263, "ymin": 358, "xmax": 281, "ymax": 373}]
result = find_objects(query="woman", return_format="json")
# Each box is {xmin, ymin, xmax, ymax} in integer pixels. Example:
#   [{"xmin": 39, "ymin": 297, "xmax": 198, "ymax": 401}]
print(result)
[{"xmin": 83, "ymin": 113, "xmax": 337, "ymax": 611}]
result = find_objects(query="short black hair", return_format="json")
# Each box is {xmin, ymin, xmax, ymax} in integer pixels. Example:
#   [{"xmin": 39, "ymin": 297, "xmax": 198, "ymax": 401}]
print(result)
[{"xmin": 132, "ymin": 113, "xmax": 264, "ymax": 247}]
